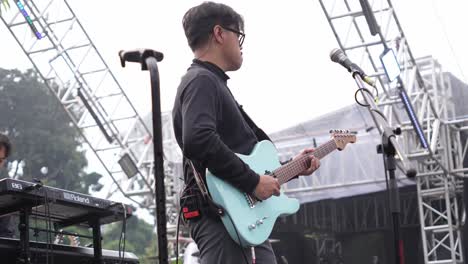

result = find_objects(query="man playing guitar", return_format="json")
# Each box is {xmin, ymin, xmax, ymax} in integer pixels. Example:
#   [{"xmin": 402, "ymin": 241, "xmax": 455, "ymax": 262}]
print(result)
[{"xmin": 172, "ymin": 2, "xmax": 320, "ymax": 263}]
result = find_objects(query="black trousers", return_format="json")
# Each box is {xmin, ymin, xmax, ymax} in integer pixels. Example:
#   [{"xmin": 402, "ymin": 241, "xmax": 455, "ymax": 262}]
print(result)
[{"xmin": 189, "ymin": 215, "xmax": 277, "ymax": 264}]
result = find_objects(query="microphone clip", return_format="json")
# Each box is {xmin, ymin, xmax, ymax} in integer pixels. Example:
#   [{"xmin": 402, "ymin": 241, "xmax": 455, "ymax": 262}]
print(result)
[{"xmin": 350, "ymin": 63, "xmax": 376, "ymax": 88}]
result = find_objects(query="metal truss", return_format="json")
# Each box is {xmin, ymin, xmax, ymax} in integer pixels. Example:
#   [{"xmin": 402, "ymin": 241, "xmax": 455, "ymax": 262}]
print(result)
[
  {"xmin": 312, "ymin": 235, "xmax": 343, "ymax": 264},
  {"xmin": 0, "ymin": 0, "xmax": 182, "ymax": 230},
  {"xmin": 318, "ymin": 0, "xmax": 466, "ymax": 263},
  {"xmin": 413, "ymin": 59, "xmax": 465, "ymax": 264}
]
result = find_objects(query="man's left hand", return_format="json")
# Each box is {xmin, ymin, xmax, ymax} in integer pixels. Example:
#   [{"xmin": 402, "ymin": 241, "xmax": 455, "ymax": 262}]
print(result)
[{"xmin": 295, "ymin": 148, "xmax": 320, "ymax": 176}]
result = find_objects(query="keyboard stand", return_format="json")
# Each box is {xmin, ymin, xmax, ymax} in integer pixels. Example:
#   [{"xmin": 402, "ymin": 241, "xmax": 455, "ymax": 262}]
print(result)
[
  {"xmin": 18, "ymin": 207, "xmax": 31, "ymax": 264},
  {"xmin": 90, "ymin": 217, "xmax": 103, "ymax": 264}
]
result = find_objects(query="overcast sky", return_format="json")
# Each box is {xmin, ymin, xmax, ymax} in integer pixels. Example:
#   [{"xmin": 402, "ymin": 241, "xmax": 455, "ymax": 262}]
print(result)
[
  {"xmin": 1, "ymin": 0, "xmax": 467, "ymax": 133},
  {"xmin": 1, "ymin": 0, "xmax": 467, "ymax": 221}
]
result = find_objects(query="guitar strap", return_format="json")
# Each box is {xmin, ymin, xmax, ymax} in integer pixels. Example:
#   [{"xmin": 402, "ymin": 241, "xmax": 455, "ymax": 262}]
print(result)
[
  {"xmin": 224, "ymin": 86, "xmax": 271, "ymax": 142},
  {"xmin": 236, "ymin": 103, "xmax": 272, "ymax": 142},
  {"xmin": 185, "ymin": 158, "xmax": 225, "ymax": 218},
  {"xmin": 185, "ymin": 87, "xmax": 270, "ymax": 188},
  {"xmin": 187, "ymin": 158, "xmax": 210, "ymax": 201}
]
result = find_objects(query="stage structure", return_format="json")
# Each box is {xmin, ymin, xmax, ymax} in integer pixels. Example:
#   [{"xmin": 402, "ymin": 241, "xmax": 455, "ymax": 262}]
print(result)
[
  {"xmin": 310, "ymin": 0, "xmax": 466, "ymax": 263},
  {"xmin": 0, "ymin": 0, "xmax": 183, "ymax": 239},
  {"xmin": 2, "ymin": 0, "xmax": 468, "ymax": 262}
]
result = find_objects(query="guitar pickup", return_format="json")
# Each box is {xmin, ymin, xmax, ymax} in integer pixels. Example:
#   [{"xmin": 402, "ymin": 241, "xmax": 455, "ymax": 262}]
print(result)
[{"xmin": 244, "ymin": 193, "xmax": 259, "ymax": 208}]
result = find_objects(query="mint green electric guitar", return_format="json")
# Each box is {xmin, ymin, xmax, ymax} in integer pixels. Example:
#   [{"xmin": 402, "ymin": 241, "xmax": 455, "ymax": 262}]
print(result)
[{"xmin": 206, "ymin": 131, "xmax": 356, "ymax": 246}]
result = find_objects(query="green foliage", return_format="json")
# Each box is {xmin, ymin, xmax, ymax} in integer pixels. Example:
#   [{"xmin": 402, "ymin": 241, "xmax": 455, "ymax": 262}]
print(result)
[
  {"xmin": 0, "ymin": 68, "xmax": 159, "ymax": 263},
  {"xmin": 0, "ymin": 68, "xmax": 102, "ymax": 193},
  {"xmin": 102, "ymin": 215, "xmax": 158, "ymax": 264},
  {"xmin": 0, "ymin": 0, "xmax": 10, "ymax": 15}
]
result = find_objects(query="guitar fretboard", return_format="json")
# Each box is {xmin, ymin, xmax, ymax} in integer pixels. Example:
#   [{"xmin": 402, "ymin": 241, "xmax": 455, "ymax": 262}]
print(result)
[{"xmin": 274, "ymin": 139, "xmax": 337, "ymax": 185}]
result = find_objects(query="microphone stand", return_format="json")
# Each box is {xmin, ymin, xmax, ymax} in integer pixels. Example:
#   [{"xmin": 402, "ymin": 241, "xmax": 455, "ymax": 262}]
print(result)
[
  {"xmin": 378, "ymin": 126, "xmax": 404, "ymax": 264},
  {"xmin": 353, "ymin": 73, "xmax": 405, "ymax": 264},
  {"xmin": 119, "ymin": 49, "xmax": 169, "ymax": 264}
]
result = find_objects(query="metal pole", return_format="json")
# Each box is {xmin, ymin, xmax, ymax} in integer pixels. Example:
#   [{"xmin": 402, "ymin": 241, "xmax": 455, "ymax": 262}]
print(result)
[
  {"xmin": 119, "ymin": 49, "xmax": 168, "ymax": 264},
  {"xmin": 354, "ymin": 73, "xmax": 407, "ymax": 264},
  {"xmin": 146, "ymin": 56, "xmax": 168, "ymax": 264}
]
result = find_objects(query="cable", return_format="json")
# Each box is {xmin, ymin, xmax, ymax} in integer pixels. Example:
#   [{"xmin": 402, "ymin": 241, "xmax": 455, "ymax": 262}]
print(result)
[
  {"xmin": 118, "ymin": 219, "xmax": 122, "ymax": 261},
  {"xmin": 118, "ymin": 215, "xmax": 122, "ymax": 261},
  {"xmin": 119, "ymin": 203, "xmax": 127, "ymax": 264},
  {"xmin": 372, "ymin": 84, "xmax": 379, "ymax": 98},
  {"xmin": 355, "ymin": 80, "xmax": 466, "ymax": 180},
  {"xmin": 23, "ymin": 179, "xmax": 43, "ymax": 264},
  {"xmin": 33, "ymin": 192, "xmax": 40, "ymax": 264},
  {"xmin": 354, "ymin": 88, "xmax": 389, "ymax": 124},
  {"xmin": 354, "ymin": 87, "xmax": 374, "ymax": 107},
  {"xmin": 175, "ymin": 180, "xmax": 197, "ymax": 264},
  {"xmin": 44, "ymin": 188, "xmax": 55, "ymax": 264},
  {"xmin": 175, "ymin": 206, "xmax": 183, "ymax": 264},
  {"xmin": 176, "ymin": 183, "xmax": 249, "ymax": 264},
  {"xmin": 369, "ymin": 108, "xmax": 389, "ymax": 123},
  {"xmin": 122, "ymin": 204, "xmax": 127, "ymax": 263},
  {"xmin": 42, "ymin": 192, "xmax": 49, "ymax": 264},
  {"xmin": 224, "ymin": 210, "xmax": 250, "ymax": 264},
  {"xmin": 430, "ymin": 0, "xmax": 468, "ymax": 85}
]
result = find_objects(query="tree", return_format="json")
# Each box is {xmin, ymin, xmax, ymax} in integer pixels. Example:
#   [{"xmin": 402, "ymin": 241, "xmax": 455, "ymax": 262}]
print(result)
[
  {"xmin": 0, "ymin": 0, "xmax": 10, "ymax": 15},
  {"xmin": 0, "ymin": 68, "xmax": 160, "ymax": 262},
  {"xmin": 0, "ymin": 68, "xmax": 102, "ymax": 193},
  {"xmin": 101, "ymin": 216, "xmax": 157, "ymax": 264}
]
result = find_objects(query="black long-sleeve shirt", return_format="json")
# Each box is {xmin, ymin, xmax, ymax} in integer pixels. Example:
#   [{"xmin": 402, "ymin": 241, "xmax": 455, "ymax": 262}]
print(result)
[{"xmin": 172, "ymin": 59, "xmax": 264, "ymax": 194}]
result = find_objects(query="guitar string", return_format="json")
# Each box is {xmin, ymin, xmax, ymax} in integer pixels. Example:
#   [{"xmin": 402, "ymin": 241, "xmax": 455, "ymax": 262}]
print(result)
[{"xmin": 274, "ymin": 140, "xmax": 338, "ymax": 184}]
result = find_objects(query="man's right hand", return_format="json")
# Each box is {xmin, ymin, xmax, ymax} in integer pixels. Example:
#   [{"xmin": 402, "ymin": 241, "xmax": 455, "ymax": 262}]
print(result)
[{"xmin": 253, "ymin": 175, "xmax": 280, "ymax": 200}]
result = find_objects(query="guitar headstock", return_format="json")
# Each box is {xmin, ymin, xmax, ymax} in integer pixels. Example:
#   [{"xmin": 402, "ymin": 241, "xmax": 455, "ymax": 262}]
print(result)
[{"xmin": 330, "ymin": 129, "xmax": 357, "ymax": 150}]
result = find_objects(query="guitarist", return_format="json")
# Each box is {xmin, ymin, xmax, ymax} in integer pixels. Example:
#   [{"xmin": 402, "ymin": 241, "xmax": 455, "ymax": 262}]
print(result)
[{"xmin": 172, "ymin": 2, "xmax": 320, "ymax": 263}]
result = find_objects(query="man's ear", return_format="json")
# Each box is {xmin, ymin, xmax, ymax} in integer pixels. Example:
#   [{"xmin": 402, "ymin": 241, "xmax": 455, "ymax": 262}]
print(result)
[{"xmin": 212, "ymin": 25, "xmax": 224, "ymax": 44}]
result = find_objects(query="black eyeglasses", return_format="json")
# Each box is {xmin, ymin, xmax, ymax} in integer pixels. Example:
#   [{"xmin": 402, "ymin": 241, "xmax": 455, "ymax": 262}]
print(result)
[{"xmin": 223, "ymin": 27, "xmax": 245, "ymax": 47}]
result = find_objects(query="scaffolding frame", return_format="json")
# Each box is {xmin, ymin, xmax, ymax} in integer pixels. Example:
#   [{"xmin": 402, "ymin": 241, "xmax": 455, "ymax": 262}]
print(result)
[
  {"xmin": 0, "ymin": 0, "xmax": 182, "ymax": 231},
  {"xmin": 316, "ymin": 1, "xmax": 465, "ymax": 263}
]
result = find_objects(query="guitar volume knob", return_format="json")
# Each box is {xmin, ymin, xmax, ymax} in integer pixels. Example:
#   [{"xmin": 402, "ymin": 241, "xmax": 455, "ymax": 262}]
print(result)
[{"xmin": 248, "ymin": 224, "xmax": 256, "ymax": 230}]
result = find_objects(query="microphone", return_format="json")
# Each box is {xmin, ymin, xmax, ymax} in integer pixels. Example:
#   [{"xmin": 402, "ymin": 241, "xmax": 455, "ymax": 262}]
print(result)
[{"xmin": 329, "ymin": 48, "xmax": 376, "ymax": 87}]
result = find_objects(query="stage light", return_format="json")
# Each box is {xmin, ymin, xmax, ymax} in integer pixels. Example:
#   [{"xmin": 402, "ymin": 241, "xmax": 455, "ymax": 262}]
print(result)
[
  {"xmin": 118, "ymin": 153, "xmax": 139, "ymax": 179},
  {"xmin": 380, "ymin": 48, "xmax": 429, "ymax": 149},
  {"xmin": 399, "ymin": 88, "xmax": 429, "ymax": 149},
  {"xmin": 15, "ymin": 0, "xmax": 42, "ymax": 39},
  {"xmin": 380, "ymin": 49, "xmax": 400, "ymax": 83}
]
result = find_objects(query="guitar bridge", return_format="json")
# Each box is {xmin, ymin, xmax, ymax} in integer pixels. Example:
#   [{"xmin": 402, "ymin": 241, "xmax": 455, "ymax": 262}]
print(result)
[{"xmin": 244, "ymin": 193, "xmax": 258, "ymax": 208}]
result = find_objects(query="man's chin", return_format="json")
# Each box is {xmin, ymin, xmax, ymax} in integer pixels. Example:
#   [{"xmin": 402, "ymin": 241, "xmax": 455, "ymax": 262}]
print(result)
[{"xmin": 234, "ymin": 59, "xmax": 243, "ymax": 71}]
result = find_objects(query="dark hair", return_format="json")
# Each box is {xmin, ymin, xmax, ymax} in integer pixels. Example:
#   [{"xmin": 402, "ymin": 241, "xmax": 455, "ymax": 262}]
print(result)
[
  {"xmin": 182, "ymin": 2, "xmax": 244, "ymax": 51},
  {"xmin": 0, "ymin": 134, "xmax": 11, "ymax": 157}
]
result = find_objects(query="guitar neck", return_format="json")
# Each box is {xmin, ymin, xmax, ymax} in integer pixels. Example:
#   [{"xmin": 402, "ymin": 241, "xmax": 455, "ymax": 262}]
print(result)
[{"xmin": 274, "ymin": 139, "xmax": 337, "ymax": 185}]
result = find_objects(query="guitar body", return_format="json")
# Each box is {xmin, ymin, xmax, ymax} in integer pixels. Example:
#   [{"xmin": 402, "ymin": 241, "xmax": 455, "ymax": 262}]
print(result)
[{"xmin": 206, "ymin": 140, "xmax": 300, "ymax": 247}]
